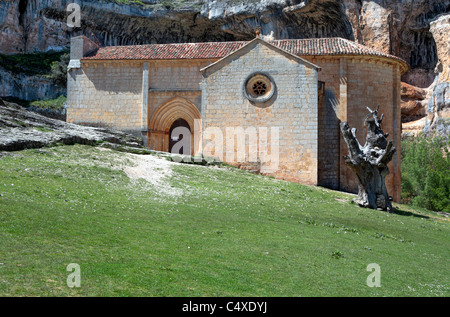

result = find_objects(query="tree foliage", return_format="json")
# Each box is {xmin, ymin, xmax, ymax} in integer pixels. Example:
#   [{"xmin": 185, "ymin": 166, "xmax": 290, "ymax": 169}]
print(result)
[
  {"xmin": 49, "ymin": 53, "xmax": 70, "ymax": 88},
  {"xmin": 401, "ymin": 134, "xmax": 449, "ymax": 212},
  {"xmin": 0, "ymin": 51, "xmax": 66, "ymax": 76}
]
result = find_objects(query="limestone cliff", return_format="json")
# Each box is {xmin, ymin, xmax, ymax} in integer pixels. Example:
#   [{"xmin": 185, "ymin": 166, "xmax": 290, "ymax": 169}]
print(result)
[
  {"xmin": 0, "ymin": 0, "xmax": 449, "ymax": 135},
  {"xmin": 0, "ymin": 66, "xmax": 66, "ymax": 100}
]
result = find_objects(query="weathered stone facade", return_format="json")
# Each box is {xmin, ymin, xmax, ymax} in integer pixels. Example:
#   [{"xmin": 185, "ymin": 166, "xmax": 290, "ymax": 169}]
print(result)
[
  {"xmin": 67, "ymin": 61, "xmax": 143, "ymax": 134},
  {"xmin": 66, "ymin": 36, "xmax": 407, "ymax": 201},
  {"xmin": 302, "ymin": 56, "xmax": 403, "ymax": 201},
  {"xmin": 67, "ymin": 36, "xmax": 143, "ymax": 135},
  {"xmin": 200, "ymin": 39, "xmax": 320, "ymax": 184}
]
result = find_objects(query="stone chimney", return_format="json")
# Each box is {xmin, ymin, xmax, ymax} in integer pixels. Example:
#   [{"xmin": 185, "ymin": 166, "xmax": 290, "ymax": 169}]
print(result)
[{"xmin": 68, "ymin": 36, "xmax": 99, "ymax": 70}]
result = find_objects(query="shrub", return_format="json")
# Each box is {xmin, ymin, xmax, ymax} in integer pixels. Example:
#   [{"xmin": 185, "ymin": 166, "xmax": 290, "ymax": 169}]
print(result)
[
  {"xmin": 49, "ymin": 53, "xmax": 70, "ymax": 87},
  {"xmin": 401, "ymin": 134, "xmax": 449, "ymax": 212},
  {"xmin": 29, "ymin": 95, "xmax": 67, "ymax": 112},
  {"xmin": 0, "ymin": 51, "xmax": 67, "ymax": 76},
  {"xmin": 331, "ymin": 250, "xmax": 344, "ymax": 259}
]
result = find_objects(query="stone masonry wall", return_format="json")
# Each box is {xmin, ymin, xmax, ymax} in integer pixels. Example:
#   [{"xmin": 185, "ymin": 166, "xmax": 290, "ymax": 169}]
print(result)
[
  {"xmin": 310, "ymin": 57, "xmax": 341, "ymax": 190},
  {"xmin": 303, "ymin": 55, "xmax": 402, "ymax": 202},
  {"xmin": 147, "ymin": 59, "xmax": 213, "ymax": 120},
  {"xmin": 202, "ymin": 42, "xmax": 319, "ymax": 185},
  {"xmin": 67, "ymin": 61, "xmax": 143, "ymax": 135},
  {"xmin": 347, "ymin": 59, "xmax": 401, "ymax": 202}
]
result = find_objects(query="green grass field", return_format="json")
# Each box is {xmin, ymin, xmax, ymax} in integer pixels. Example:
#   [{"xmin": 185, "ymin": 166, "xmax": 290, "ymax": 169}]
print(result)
[{"xmin": 0, "ymin": 145, "xmax": 448, "ymax": 296}]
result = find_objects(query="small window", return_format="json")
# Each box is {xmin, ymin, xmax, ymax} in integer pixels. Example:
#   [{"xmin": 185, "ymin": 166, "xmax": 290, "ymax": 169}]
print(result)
[{"xmin": 252, "ymin": 81, "xmax": 267, "ymax": 95}]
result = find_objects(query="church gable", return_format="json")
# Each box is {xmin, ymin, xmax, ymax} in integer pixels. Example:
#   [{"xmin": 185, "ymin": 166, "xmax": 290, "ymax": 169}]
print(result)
[
  {"xmin": 200, "ymin": 37, "xmax": 319, "ymax": 112},
  {"xmin": 200, "ymin": 37, "xmax": 320, "ymax": 185}
]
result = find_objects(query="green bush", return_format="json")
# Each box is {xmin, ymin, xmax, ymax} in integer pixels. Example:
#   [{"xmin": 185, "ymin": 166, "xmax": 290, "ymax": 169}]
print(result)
[
  {"xmin": 29, "ymin": 95, "xmax": 67, "ymax": 111},
  {"xmin": 49, "ymin": 53, "xmax": 70, "ymax": 87},
  {"xmin": 401, "ymin": 134, "xmax": 449, "ymax": 212},
  {"xmin": 0, "ymin": 51, "xmax": 68, "ymax": 76}
]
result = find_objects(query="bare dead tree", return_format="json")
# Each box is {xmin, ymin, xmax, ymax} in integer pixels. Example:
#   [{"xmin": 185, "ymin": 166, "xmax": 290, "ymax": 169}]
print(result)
[{"xmin": 340, "ymin": 106, "xmax": 396, "ymax": 212}]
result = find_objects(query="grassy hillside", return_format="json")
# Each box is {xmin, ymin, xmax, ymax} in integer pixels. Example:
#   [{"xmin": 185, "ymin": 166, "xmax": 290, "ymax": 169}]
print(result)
[{"xmin": 0, "ymin": 145, "xmax": 448, "ymax": 296}]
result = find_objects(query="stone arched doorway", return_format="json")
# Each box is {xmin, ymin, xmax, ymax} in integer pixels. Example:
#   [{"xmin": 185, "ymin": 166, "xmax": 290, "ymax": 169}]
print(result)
[
  {"xmin": 169, "ymin": 118, "xmax": 191, "ymax": 155},
  {"xmin": 148, "ymin": 97, "xmax": 201, "ymax": 155}
]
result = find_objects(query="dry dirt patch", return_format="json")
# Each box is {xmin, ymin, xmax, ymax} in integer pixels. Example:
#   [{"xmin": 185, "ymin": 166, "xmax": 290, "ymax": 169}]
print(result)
[{"xmin": 121, "ymin": 152, "xmax": 182, "ymax": 196}]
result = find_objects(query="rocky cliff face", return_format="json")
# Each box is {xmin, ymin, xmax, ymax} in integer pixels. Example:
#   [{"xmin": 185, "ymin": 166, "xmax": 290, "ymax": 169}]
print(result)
[
  {"xmin": 0, "ymin": 66, "xmax": 65, "ymax": 100},
  {"xmin": 0, "ymin": 0, "xmax": 449, "ymax": 135}
]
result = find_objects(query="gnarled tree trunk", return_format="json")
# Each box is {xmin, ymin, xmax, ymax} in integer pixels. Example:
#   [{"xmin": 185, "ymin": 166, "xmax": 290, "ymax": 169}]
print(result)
[{"xmin": 340, "ymin": 106, "xmax": 396, "ymax": 212}]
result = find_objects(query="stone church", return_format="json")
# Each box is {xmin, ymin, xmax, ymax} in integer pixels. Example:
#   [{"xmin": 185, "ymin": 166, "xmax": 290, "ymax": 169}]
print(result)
[{"xmin": 66, "ymin": 35, "xmax": 408, "ymax": 201}]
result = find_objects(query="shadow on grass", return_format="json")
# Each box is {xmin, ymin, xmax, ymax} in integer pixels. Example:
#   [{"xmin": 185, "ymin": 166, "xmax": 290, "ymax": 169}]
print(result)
[
  {"xmin": 347, "ymin": 198, "xmax": 431, "ymax": 219},
  {"xmin": 391, "ymin": 207, "xmax": 430, "ymax": 219}
]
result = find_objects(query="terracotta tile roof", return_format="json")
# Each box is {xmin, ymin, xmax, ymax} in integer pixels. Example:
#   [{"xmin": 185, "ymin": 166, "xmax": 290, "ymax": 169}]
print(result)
[
  {"xmin": 272, "ymin": 38, "xmax": 401, "ymax": 60},
  {"xmin": 82, "ymin": 37, "xmax": 407, "ymax": 69},
  {"xmin": 83, "ymin": 41, "xmax": 248, "ymax": 60}
]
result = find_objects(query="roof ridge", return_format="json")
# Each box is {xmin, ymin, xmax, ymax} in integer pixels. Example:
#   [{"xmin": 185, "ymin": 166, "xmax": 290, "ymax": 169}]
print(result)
[{"xmin": 100, "ymin": 40, "xmax": 251, "ymax": 48}]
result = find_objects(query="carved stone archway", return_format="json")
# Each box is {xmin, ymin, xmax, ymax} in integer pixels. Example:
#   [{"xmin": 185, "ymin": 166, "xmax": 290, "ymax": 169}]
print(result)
[{"xmin": 148, "ymin": 97, "xmax": 201, "ymax": 155}]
